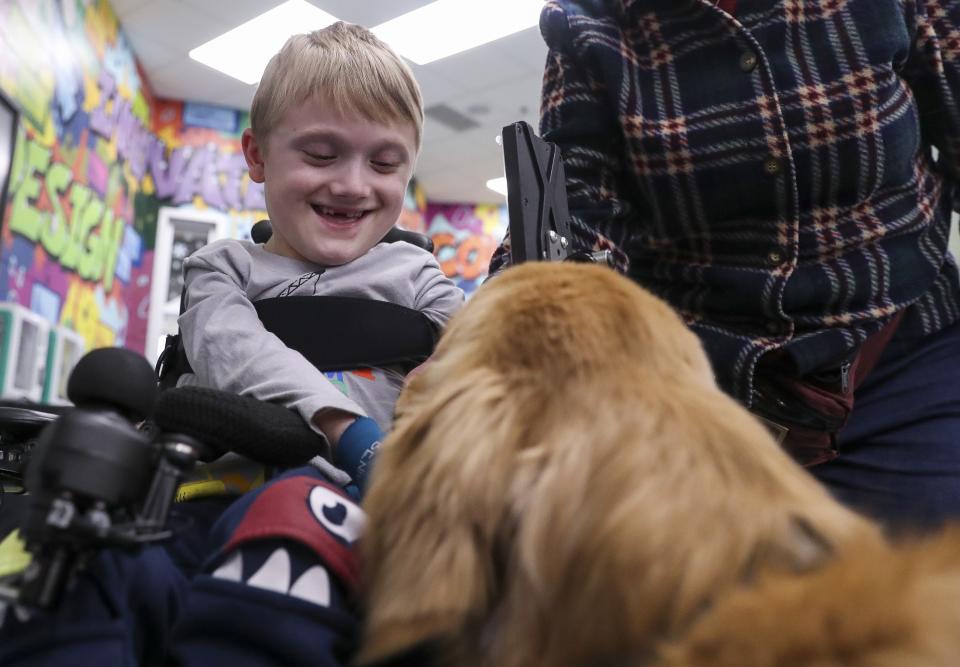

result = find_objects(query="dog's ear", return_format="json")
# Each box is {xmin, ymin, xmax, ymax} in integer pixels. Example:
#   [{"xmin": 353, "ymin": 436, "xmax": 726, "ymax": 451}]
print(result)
[
  {"xmin": 358, "ymin": 367, "xmax": 523, "ymax": 665},
  {"xmin": 781, "ymin": 515, "xmax": 835, "ymax": 572},
  {"xmin": 743, "ymin": 514, "xmax": 835, "ymax": 580}
]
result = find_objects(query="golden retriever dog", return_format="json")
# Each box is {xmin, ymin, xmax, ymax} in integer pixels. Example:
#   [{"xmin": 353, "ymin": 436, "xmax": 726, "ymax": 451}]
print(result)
[{"xmin": 358, "ymin": 262, "xmax": 881, "ymax": 667}]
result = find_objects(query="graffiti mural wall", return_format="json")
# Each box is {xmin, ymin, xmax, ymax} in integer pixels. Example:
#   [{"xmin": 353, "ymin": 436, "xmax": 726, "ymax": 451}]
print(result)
[
  {"xmin": 397, "ymin": 183, "xmax": 509, "ymax": 296},
  {"xmin": 425, "ymin": 203, "xmax": 507, "ymax": 296},
  {"xmin": 398, "ymin": 178, "xmax": 428, "ymax": 234},
  {"xmin": 0, "ymin": 0, "xmax": 266, "ymax": 354}
]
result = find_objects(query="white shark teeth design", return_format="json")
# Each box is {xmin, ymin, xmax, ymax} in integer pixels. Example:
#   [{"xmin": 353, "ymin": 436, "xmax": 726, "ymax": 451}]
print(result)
[
  {"xmin": 212, "ymin": 550, "xmax": 243, "ymax": 582},
  {"xmin": 289, "ymin": 565, "xmax": 331, "ymax": 607},
  {"xmin": 247, "ymin": 548, "xmax": 291, "ymax": 594},
  {"xmin": 217, "ymin": 546, "xmax": 333, "ymax": 607}
]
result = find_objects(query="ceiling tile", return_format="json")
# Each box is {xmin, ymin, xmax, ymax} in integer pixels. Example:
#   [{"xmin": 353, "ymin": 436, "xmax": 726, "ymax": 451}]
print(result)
[
  {"xmin": 474, "ymin": 78, "xmax": 543, "ymax": 128},
  {"xmin": 420, "ymin": 115, "xmax": 459, "ymax": 147},
  {"xmin": 148, "ymin": 57, "xmax": 246, "ymax": 102},
  {"xmin": 172, "ymin": 0, "xmax": 433, "ymax": 32},
  {"xmin": 309, "ymin": 0, "xmax": 430, "ymax": 27},
  {"xmin": 419, "ymin": 124, "xmax": 502, "ymax": 174},
  {"xmin": 122, "ymin": 32, "xmax": 179, "ymax": 71},
  {"xmin": 178, "ymin": 0, "xmax": 281, "ymax": 25},
  {"xmin": 120, "ymin": 1, "xmax": 231, "ymax": 52},
  {"xmin": 407, "ymin": 64, "xmax": 465, "ymax": 107},
  {"xmin": 495, "ymin": 26, "xmax": 549, "ymax": 72},
  {"xmin": 423, "ymin": 46, "xmax": 531, "ymax": 97}
]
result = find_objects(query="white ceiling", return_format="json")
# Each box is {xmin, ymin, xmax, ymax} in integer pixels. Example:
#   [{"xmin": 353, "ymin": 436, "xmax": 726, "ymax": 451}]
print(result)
[{"xmin": 111, "ymin": 0, "xmax": 548, "ymax": 205}]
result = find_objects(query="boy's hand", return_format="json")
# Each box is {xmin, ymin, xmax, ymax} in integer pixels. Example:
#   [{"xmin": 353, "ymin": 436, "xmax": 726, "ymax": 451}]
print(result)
[
  {"xmin": 312, "ymin": 410, "xmax": 383, "ymax": 497},
  {"xmin": 312, "ymin": 409, "xmax": 358, "ymax": 447}
]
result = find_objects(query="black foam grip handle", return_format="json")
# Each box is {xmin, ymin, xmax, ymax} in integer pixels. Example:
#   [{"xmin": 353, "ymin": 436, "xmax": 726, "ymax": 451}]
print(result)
[{"xmin": 154, "ymin": 387, "xmax": 326, "ymax": 465}]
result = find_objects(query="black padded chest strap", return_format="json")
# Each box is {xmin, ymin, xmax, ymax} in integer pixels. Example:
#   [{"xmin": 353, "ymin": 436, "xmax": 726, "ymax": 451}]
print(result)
[
  {"xmin": 252, "ymin": 296, "xmax": 439, "ymax": 372},
  {"xmin": 157, "ymin": 296, "xmax": 440, "ymax": 389}
]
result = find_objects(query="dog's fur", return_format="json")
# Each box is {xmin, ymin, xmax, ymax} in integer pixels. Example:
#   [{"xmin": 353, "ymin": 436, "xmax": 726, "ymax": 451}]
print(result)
[
  {"xmin": 358, "ymin": 262, "xmax": 883, "ymax": 667},
  {"xmin": 652, "ymin": 527, "xmax": 960, "ymax": 667}
]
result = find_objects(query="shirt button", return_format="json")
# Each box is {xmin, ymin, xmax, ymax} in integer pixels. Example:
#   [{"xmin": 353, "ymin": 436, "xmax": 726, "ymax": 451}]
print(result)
[
  {"xmin": 768, "ymin": 250, "xmax": 783, "ymax": 264},
  {"xmin": 739, "ymin": 51, "xmax": 758, "ymax": 72},
  {"xmin": 764, "ymin": 157, "xmax": 781, "ymax": 175}
]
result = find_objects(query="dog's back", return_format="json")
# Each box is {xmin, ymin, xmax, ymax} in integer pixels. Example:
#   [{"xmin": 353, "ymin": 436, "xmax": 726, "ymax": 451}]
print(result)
[{"xmin": 653, "ymin": 527, "xmax": 960, "ymax": 667}]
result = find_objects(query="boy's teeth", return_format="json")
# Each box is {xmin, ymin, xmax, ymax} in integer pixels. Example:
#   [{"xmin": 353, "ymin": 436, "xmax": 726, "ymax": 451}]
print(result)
[{"xmin": 317, "ymin": 205, "xmax": 363, "ymax": 220}]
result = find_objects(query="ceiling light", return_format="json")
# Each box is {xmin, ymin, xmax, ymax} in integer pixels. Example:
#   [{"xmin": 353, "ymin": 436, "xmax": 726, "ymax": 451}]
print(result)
[
  {"xmin": 373, "ymin": 0, "xmax": 544, "ymax": 65},
  {"xmin": 189, "ymin": 0, "xmax": 339, "ymax": 85},
  {"xmin": 486, "ymin": 177, "xmax": 508, "ymax": 197}
]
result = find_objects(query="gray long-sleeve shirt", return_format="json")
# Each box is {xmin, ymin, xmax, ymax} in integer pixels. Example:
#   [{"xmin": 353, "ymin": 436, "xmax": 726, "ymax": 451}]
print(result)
[{"xmin": 176, "ymin": 238, "xmax": 463, "ymax": 492}]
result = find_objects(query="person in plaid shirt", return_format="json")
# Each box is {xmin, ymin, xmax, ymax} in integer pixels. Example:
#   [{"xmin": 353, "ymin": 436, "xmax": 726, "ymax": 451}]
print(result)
[{"xmin": 491, "ymin": 0, "xmax": 960, "ymax": 526}]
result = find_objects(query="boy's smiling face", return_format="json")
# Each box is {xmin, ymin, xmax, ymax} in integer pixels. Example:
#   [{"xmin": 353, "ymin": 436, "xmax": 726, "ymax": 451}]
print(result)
[{"xmin": 243, "ymin": 95, "xmax": 418, "ymax": 266}]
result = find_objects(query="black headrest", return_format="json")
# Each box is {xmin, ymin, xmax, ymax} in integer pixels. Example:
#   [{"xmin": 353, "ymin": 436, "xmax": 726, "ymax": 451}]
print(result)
[
  {"xmin": 383, "ymin": 227, "xmax": 434, "ymax": 253},
  {"xmin": 250, "ymin": 219, "xmax": 273, "ymax": 244}
]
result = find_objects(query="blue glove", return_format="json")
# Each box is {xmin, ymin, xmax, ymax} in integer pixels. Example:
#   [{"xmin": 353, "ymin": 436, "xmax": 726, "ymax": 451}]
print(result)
[{"xmin": 333, "ymin": 417, "xmax": 383, "ymax": 497}]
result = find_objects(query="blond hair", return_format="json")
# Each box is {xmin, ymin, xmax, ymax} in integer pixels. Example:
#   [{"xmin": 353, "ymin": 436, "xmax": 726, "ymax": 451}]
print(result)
[{"xmin": 251, "ymin": 22, "xmax": 423, "ymax": 150}]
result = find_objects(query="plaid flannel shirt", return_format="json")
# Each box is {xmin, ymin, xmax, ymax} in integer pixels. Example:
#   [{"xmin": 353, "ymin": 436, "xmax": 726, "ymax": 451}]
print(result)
[{"xmin": 491, "ymin": 0, "xmax": 960, "ymax": 405}]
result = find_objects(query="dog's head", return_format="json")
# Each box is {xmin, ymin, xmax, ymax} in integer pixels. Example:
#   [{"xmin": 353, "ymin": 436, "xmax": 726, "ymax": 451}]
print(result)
[{"xmin": 359, "ymin": 262, "xmax": 876, "ymax": 667}]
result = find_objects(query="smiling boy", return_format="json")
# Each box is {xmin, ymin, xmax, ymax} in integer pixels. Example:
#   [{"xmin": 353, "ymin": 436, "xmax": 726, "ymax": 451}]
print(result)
[
  {"xmin": 177, "ymin": 23, "xmax": 463, "ymax": 494},
  {"xmin": 0, "ymin": 24, "xmax": 458, "ymax": 667}
]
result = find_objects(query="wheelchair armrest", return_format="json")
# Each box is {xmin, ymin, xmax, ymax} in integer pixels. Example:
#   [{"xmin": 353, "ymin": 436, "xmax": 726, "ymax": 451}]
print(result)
[
  {"xmin": 154, "ymin": 387, "xmax": 326, "ymax": 466},
  {"xmin": 0, "ymin": 405, "xmax": 60, "ymax": 438},
  {"xmin": 0, "ymin": 406, "xmax": 60, "ymax": 486}
]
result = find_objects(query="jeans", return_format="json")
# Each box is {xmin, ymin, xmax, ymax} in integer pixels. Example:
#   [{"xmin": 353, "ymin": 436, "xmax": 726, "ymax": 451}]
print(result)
[{"xmin": 811, "ymin": 320, "xmax": 960, "ymax": 528}]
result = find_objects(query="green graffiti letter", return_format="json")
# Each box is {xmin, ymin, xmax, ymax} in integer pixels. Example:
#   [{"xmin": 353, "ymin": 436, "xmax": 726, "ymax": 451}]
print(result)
[
  {"xmin": 77, "ymin": 198, "xmax": 106, "ymax": 282},
  {"xmin": 8, "ymin": 140, "xmax": 52, "ymax": 241},
  {"xmin": 40, "ymin": 163, "xmax": 72, "ymax": 258},
  {"xmin": 8, "ymin": 127, "xmax": 26, "ymax": 194},
  {"xmin": 61, "ymin": 185, "xmax": 93, "ymax": 270},
  {"xmin": 100, "ymin": 212, "xmax": 125, "ymax": 292}
]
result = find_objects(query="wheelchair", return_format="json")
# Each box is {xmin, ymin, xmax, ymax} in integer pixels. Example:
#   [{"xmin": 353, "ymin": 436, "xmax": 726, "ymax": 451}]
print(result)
[
  {"xmin": 0, "ymin": 121, "xmax": 606, "ymax": 611},
  {"xmin": 0, "ymin": 223, "xmax": 440, "ymax": 608}
]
